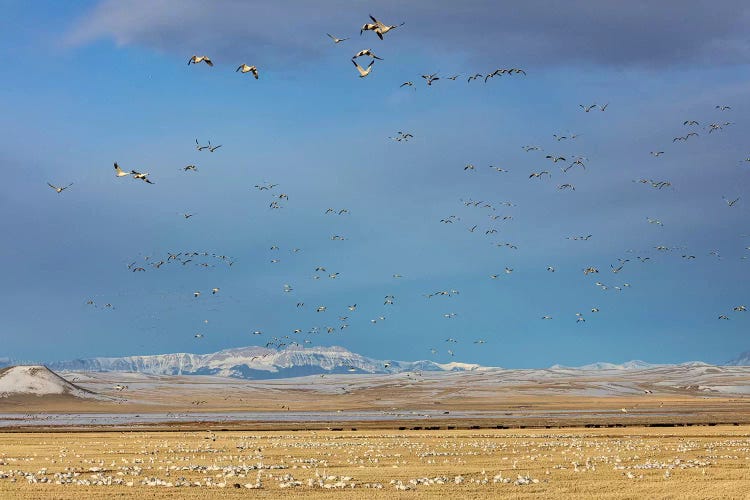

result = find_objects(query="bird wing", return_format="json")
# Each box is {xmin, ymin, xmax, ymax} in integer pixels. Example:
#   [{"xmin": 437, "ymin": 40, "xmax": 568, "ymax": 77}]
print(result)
[
  {"xmin": 47, "ymin": 182, "xmax": 57, "ymax": 190},
  {"xmin": 204, "ymin": 58, "xmax": 213, "ymax": 66}
]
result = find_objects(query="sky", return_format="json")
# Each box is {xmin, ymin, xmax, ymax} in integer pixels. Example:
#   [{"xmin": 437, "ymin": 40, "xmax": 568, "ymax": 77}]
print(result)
[{"xmin": 1, "ymin": 1, "xmax": 749, "ymax": 368}]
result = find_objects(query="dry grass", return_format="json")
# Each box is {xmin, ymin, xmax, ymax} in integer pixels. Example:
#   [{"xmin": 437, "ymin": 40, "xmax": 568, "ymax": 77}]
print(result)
[{"xmin": 2, "ymin": 426, "xmax": 750, "ymax": 499}]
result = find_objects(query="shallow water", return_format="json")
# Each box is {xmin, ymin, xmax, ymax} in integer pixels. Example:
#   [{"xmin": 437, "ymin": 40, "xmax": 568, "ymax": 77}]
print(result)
[{"xmin": 0, "ymin": 408, "xmax": 687, "ymax": 427}]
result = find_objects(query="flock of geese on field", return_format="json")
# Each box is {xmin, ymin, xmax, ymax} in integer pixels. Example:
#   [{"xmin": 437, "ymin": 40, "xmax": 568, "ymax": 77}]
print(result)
[{"xmin": 43, "ymin": 13, "xmax": 749, "ymax": 364}]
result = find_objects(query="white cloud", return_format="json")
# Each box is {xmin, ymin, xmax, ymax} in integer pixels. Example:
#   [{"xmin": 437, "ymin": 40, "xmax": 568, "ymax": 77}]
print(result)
[{"xmin": 65, "ymin": 1, "xmax": 750, "ymax": 69}]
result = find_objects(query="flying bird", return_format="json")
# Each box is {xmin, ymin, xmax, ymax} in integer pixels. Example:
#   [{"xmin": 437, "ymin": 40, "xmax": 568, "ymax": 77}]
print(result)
[
  {"xmin": 130, "ymin": 170, "xmax": 154, "ymax": 184},
  {"xmin": 113, "ymin": 162, "xmax": 130, "ymax": 177},
  {"xmin": 188, "ymin": 55, "xmax": 213, "ymax": 66},
  {"xmin": 545, "ymin": 155, "xmax": 566, "ymax": 163},
  {"xmin": 723, "ymin": 196, "xmax": 740, "ymax": 207},
  {"xmin": 673, "ymin": 132, "xmax": 698, "ymax": 142},
  {"xmin": 327, "ymin": 33, "xmax": 349, "ymax": 43},
  {"xmin": 365, "ymin": 14, "xmax": 405, "ymax": 40},
  {"xmin": 47, "ymin": 182, "xmax": 73, "ymax": 193},
  {"xmin": 529, "ymin": 171, "xmax": 551, "ymax": 179},
  {"xmin": 422, "ymin": 73, "xmax": 439, "ymax": 86},
  {"xmin": 236, "ymin": 64, "xmax": 258, "ymax": 79},
  {"xmin": 352, "ymin": 59, "xmax": 374, "ymax": 78},
  {"xmin": 353, "ymin": 49, "xmax": 383, "ymax": 60}
]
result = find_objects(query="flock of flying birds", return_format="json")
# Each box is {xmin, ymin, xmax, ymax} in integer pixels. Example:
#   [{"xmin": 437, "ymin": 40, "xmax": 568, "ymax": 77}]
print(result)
[{"xmin": 44, "ymin": 13, "xmax": 749, "ymax": 365}]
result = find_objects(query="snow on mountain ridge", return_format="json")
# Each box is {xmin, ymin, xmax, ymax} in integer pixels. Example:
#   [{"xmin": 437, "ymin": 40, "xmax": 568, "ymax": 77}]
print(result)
[
  {"xmin": 548, "ymin": 360, "xmax": 715, "ymax": 370},
  {"xmin": 47, "ymin": 345, "xmax": 482, "ymax": 379},
  {"xmin": 726, "ymin": 351, "xmax": 750, "ymax": 366},
  {"xmin": 0, "ymin": 365, "xmax": 98, "ymax": 398}
]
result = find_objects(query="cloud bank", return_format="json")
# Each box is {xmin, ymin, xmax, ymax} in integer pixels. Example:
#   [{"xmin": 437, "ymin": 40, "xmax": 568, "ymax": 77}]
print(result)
[{"xmin": 66, "ymin": 1, "xmax": 750, "ymax": 69}]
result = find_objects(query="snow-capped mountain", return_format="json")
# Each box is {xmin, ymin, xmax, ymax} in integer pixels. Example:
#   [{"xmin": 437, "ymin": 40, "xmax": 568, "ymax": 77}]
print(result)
[
  {"xmin": 48, "ymin": 345, "xmax": 487, "ymax": 379},
  {"xmin": 726, "ymin": 351, "xmax": 750, "ymax": 366},
  {"xmin": 550, "ymin": 360, "xmax": 659, "ymax": 370},
  {"xmin": 0, "ymin": 365, "xmax": 98, "ymax": 398}
]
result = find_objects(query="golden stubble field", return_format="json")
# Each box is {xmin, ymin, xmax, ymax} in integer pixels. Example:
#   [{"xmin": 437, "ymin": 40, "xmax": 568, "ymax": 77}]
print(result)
[{"xmin": 1, "ymin": 426, "xmax": 750, "ymax": 499}]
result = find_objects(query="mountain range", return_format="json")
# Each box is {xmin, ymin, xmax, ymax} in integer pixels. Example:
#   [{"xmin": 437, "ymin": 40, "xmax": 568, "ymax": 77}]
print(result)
[
  {"xmin": 1, "ymin": 346, "xmax": 749, "ymax": 380},
  {"xmin": 45, "ymin": 345, "xmax": 485, "ymax": 380}
]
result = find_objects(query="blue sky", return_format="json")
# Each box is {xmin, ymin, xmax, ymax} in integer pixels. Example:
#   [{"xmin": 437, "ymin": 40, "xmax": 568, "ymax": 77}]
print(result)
[{"xmin": 1, "ymin": 1, "xmax": 749, "ymax": 367}]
